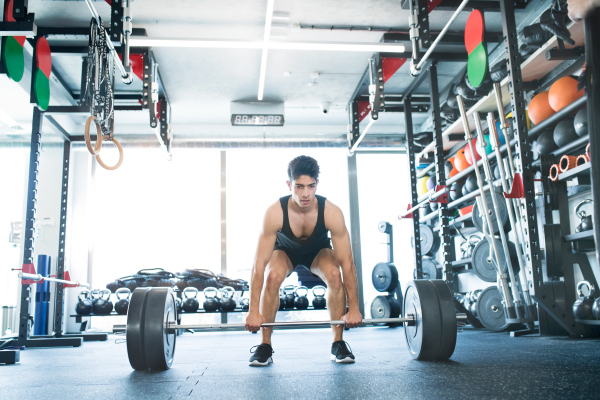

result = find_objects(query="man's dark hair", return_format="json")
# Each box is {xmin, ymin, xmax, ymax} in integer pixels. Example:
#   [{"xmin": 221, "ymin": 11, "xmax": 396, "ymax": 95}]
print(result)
[{"xmin": 287, "ymin": 155, "xmax": 320, "ymax": 182}]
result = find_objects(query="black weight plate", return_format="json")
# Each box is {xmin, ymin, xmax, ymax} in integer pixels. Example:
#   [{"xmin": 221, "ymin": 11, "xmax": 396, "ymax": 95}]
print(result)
[
  {"xmin": 371, "ymin": 295, "xmax": 392, "ymax": 326},
  {"xmin": 372, "ymin": 262, "xmax": 399, "ymax": 292},
  {"xmin": 126, "ymin": 287, "xmax": 152, "ymax": 371},
  {"xmin": 144, "ymin": 288, "xmax": 177, "ymax": 370},
  {"xmin": 422, "ymin": 258, "xmax": 442, "ymax": 279},
  {"xmin": 403, "ymin": 280, "xmax": 443, "ymax": 360},
  {"xmin": 471, "ymin": 189, "xmax": 509, "ymax": 234},
  {"xmin": 430, "ymin": 280, "xmax": 457, "ymax": 360},
  {"xmin": 471, "ymin": 238, "xmax": 519, "ymax": 282},
  {"xmin": 419, "ymin": 224, "xmax": 440, "ymax": 255},
  {"xmin": 476, "ymin": 286, "xmax": 510, "ymax": 331}
]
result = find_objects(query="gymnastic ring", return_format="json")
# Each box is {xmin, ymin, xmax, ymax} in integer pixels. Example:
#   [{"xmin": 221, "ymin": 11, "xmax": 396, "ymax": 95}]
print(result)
[
  {"xmin": 95, "ymin": 135, "xmax": 124, "ymax": 171},
  {"xmin": 84, "ymin": 116, "xmax": 103, "ymax": 156}
]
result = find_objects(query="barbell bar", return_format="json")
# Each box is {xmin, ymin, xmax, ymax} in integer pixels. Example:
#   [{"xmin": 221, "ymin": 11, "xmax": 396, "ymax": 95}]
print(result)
[
  {"xmin": 17, "ymin": 272, "xmax": 90, "ymax": 288},
  {"xmin": 125, "ymin": 280, "xmax": 465, "ymax": 371}
]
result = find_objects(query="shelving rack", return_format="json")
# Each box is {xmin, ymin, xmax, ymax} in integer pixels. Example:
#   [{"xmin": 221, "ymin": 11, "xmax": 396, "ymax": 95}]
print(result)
[{"xmin": 402, "ymin": 0, "xmax": 600, "ymax": 337}]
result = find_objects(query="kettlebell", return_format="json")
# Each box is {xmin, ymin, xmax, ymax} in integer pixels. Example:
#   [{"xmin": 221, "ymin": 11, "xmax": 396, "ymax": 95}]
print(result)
[
  {"xmin": 284, "ymin": 285, "xmax": 296, "ymax": 309},
  {"xmin": 279, "ymin": 288, "xmax": 286, "ymax": 310},
  {"xmin": 182, "ymin": 287, "xmax": 200, "ymax": 313},
  {"xmin": 93, "ymin": 289, "xmax": 114, "ymax": 315},
  {"xmin": 114, "ymin": 288, "xmax": 131, "ymax": 315},
  {"xmin": 203, "ymin": 287, "xmax": 220, "ymax": 312},
  {"xmin": 75, "ymin": 290, "xmax": 93, "ymax": 315},
  {"xmin": 572, "ymin": 281, "xmax": 595, "ymax": 319},
  {"xmin": 592, "ymin": 297, "xmax": 600, "ymax": 320},
  {"xmin": 219, "ymin": 286, "xmax": 237, "ymax": 312},
  {"xmin": 312, "ymin": 285, "xmax": 327, "ymax": 309},
  {"xmin": 90, "ymin": 289, "xmax": 102, "ymax": 310},
  {"xmin": 240, "ymin": 297, "xmax": 250, "ymax": 310},
  {"xmin": 574, "ymin": 199, "xmax": 593, "ymax": 233},
  {"xmin": 294, "ymin": 286, "xmax": 309, "ymax": 310}
]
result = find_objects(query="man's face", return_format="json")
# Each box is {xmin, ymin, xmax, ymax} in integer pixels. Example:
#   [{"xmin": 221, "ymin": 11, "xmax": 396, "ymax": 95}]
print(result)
[{"xmin": 287, "ymin": 175, "xmax": 318, "ymax": 208}]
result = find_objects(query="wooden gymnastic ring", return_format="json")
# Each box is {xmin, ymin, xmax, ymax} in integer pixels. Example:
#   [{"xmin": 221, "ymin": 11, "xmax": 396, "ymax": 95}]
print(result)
[
  {"xmin": 549, "ymin": 164, "xmax": 560, "ymax": 181},
  {"xmin": 84, "ymin": 116, "xmax": 103, "ymax": 156},
  {"xmin": 96, "ymin": 135, "xmax": 124, "ymax": 171},
  {"xmin": 576, "ymin": 154, "xmax": 589, "ymax": 167},
  {"xmin": 586, "ymin": 143, "xmax": 590, "ymax": 160},
  {"xmin": 559, "ymin": 155, "xmax": 578, "ymax": 173}
]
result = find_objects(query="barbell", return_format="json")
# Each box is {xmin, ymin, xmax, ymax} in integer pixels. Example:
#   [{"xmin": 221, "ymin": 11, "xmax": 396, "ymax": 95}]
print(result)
[{"xmin": 124, "ymin": 279, "xmax": 465, "ymax": 371}]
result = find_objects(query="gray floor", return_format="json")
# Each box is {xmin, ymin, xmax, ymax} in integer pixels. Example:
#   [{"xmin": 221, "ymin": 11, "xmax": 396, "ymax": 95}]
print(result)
[{"xmin": 2, "ymin": 327, "xmax": 600, "ymax": 400}]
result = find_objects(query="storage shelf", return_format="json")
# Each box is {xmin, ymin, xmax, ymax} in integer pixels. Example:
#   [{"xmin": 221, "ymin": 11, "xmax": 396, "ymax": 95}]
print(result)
[
  {"xmin": 558, "ymin": 162, "xmax": 590, "ymax": 181},
  {"xmin": 415, "ymin": 21, "xmax": 585, "ymax": 162},
  {"xmin": 575, "ymin": 319, "xmax": 600, "ymax": 325},
  {"xmin": 70, "ymin": 306, "xmax": 326, "ymax": 318},
  {"xmin": 563, "ymin": 230, "xmax": 594, "ymax": 242}
]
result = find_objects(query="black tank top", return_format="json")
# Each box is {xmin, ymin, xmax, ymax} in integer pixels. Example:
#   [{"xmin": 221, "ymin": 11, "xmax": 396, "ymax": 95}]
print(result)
[{"xmin": 274, "ymin": 195, "xmax": 331, "ymax": 256}]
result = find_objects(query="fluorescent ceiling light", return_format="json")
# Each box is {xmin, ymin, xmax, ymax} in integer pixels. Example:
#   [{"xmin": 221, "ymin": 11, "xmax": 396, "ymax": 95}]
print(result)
[
  {"xmin": 129, "ymin": 37, "xmax": 405, "ymax": 53},
  {"xmin": 257, "ymin": 0, "xmax": 275, "ymax": 101},
  {"xmin": 272, "ymin": 11, "xmax": 290, "ymax": 20}
]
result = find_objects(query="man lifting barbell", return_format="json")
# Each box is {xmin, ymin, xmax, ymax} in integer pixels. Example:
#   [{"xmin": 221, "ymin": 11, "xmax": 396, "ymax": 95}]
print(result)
[{"xmin": 245, "ymin": 155, "xmax": 363, "ymax": 366}]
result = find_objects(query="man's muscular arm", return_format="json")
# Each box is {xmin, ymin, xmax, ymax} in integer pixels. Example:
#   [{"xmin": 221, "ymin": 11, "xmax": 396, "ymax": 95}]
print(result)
[
  {"xmin": 245, "ymin": 202, "xmax": 282, "ymax": 332},
  {"xmin": 326, "ymin": 201, "xmax": 363, "ymax": 328}
]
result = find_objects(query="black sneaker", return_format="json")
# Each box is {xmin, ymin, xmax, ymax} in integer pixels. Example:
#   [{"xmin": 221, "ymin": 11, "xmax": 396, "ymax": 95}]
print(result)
[
  {"xmin": 331, "ymin": 340, "xmax": 355, "ymax": 363},
  {"xmin": 249, "ymin": 343, "xmax": 274, "ymax": 367}
]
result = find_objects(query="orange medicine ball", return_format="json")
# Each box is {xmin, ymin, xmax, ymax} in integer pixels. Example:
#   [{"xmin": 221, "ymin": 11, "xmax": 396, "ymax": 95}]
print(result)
[
  {"xmin": 548, "ymin": 77, "xmax": 584, "ymax": 112},
  {"xmin": 454, "ymin": 148, "xmax": 470, "ymax": 172},
  {"xmin": 528, "ymin": 91, "xmax": 555, "ymax": 125}
]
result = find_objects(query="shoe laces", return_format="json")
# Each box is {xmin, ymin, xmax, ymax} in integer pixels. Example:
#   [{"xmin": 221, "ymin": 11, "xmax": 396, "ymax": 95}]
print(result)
[
  {"xmin": 334, "ymin": 341, "xmax": 352, "ymax": 355},
  {"xmin": 250, "ymin": 344, "xmax": 274, "ymax": 355}
]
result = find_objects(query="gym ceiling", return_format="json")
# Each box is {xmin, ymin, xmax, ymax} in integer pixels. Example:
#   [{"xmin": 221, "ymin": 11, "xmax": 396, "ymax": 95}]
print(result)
[{"xmin": 1, "ymin": 0, "xmax": 533, "ymax": 143}]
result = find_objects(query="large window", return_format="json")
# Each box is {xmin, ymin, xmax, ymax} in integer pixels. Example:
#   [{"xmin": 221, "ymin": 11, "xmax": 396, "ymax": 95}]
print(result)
[
  {"xmin": 0, "ymin": 145, "xmax": 30, "ymax": 334},
  {"xmin": 226, "ymin": 149, "xmax": 350, "ymax": 282},
  {"xmin": 356, "ymin": 153, "xmax": 414, "ymax": 317},
  {"xmin": 91, "ymin": 148, "xmax": 221, "ymax": 289}
]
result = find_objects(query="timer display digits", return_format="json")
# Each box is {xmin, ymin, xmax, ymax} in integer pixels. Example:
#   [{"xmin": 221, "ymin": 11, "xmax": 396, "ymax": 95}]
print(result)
[{"xmin": 231, "ymin": 114, "xmax": 284, "ymax": 126}]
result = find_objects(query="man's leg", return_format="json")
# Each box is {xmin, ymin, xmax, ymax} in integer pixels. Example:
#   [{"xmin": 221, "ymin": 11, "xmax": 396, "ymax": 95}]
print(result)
[
  {"xmin": 310, "ymin": 248, "xmax": 345, "ymax": 342},
  {"xmin": 259, "ymin": 250, "xmax": 293, "ymax": 345}
]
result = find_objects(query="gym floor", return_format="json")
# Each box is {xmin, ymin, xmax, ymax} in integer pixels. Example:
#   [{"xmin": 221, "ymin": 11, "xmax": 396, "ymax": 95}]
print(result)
[{"xmin": 3, "ymin": 327, "xmax": 600, "ymax": 399}]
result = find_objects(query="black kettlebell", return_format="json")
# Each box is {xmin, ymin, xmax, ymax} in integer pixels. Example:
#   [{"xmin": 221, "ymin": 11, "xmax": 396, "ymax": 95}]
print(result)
[
  {"xmin": 219, "ymin": 286, "xmax": 237, "ymax": 312},
  {"xmin": 93, "ymin": 289, "xmax": 114, "ymax": 315},
  {"xmin": 90, "ymin": 289, "xmax": 101, "ymax": 310},
  {"xmin": 182, "ymin": 287, "xmax": 200, "ymax": 313},
  {"xmin": 240, "ymin": 297, "xmax": 250, "ymax": 310},
  {"xmin": 294, "ymin": 286, "xmax": 309, "ymax": 309},
  {"xmin": 114, "ymin": 288, "xmax": 131, "ymax": 315},
  {"xmin": 312, "ymin": 285, "xmax": 327, "ymax": 309},
  {"xmin": 279, "ymin": 288, "xmax": 286, "ymax": 310},
  {"xmin": 575, "ymin": 199, "xmax": 593, "ymax": 233},
  {"xmin": 75, "ymin": 290, "xmax": 93, "ymax": 315},
  {"xmin": 203, "ymin": 287, "xmax": 219, "ymax": 312},
  {"xmin": 284, "ymin": 285, "xmax": 296, "ymax": 309},
  {"xmin": 592, "ymin": 297, "xmax": 600, "ymax": 320},
  {"xmin": 572, "ymin": 281, "xmax": 595, "ymax": 319}
]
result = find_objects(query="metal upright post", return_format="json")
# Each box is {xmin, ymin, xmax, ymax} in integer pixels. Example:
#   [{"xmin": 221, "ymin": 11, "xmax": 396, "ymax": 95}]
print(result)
[
  {"xmin": 403, "ymin": 98, "xmax": 422, "ymax": 278},
  {"xmin": 221, "ymin": 150, "xmax": 228, "ymax": 324},
  {"xmin": 347, "ymin": 154, "xmax": 365, "ymax": 316},
  {"xmin": 429, "ymin": 63, "xmax": 454, "ymax": 284}
]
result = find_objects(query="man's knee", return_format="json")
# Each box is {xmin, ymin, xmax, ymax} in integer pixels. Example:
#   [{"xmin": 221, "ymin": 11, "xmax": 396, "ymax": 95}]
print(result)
[
  {"xmin": 324, "ymin": 267, "xmax": 343, "ymax": 291},
  {"xmin": 265, "ymin": 267, "xmax": 287, "ymax": 289}
]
